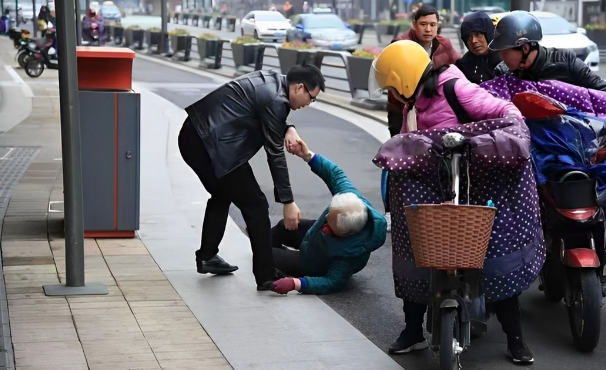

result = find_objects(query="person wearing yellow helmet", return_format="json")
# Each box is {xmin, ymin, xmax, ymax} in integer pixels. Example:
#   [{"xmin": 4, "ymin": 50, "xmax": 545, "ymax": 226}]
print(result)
[{"xmin": 371, "ymin": 41, "xmax": 536, "ymax": 365}]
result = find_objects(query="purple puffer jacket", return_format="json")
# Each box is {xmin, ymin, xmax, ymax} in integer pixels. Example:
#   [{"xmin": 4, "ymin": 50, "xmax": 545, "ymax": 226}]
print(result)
[
  {"xmin": 481, "ymin": 74, "xmax": 606, "ymax": 117},
  {"xmin": 374, "ymin": 117, "xmax": 545, "ymax": 303}
]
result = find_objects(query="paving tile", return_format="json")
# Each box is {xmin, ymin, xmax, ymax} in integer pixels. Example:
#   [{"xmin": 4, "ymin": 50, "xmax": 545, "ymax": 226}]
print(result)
[
  {"xmin": 88, "ymin": 361, "xmax": 161, "ymax": 370},
  {"xmin": 50, "ymin": 238, "xmax": 101, "ymax": 256},
  {"xmin": 11, "ymin": 327, "xmax": 79, "ymax": 343},
  {"xmin": 3, "ymin": 265, "xmax": 56, "ymax": 274},
  {"xmin": 150, "ymin": 342, "xmax": 220, "ymax": 353},
  {"xmin": 137, "ymin": 316, "xmax": 203, "ymax": 332},
  {"xmin": 128, "ymin": 300, "xmax": 187, "ymax": 308},
  {"xmin": 76, "ymin": 329, "xmax": 146, "ymax": 342},
  {"xmin": 144, "ymin": 330, "xmax": 214, "ymax": 346},
  {"xmin": 118, "ymin": 280, "xmax": 181, "ymax": 301},
  {"xmin": 97, "ymin": 238, "xmax": 150, "ymax": 255},
  {"xmin": 16, "ymin": 365, "xmax": 89, "ymax": 370},
  {"xmin": 14, "ymin": 340, "xmax": 85, "ymax": 367},
  {"xmin": 68, "ymin": 300, "xmax": 130, "ymax": 310},
  {"xmin": 154, "ymin": 350, "xmax": 226, "ymax": 361},
  {"xmin": 81, "ymin": 338, "xmax": 154, "ymax": 357},
  {"xmin": 85, "ymin": 353, "xmax": 159, "ymax": 364},
  {"xmin": 157, "ymin": 357, "xmax": 231, "ymax": 369}
]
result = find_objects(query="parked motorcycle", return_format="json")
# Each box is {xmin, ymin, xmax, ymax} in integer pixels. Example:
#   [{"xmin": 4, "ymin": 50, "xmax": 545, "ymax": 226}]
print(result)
[
  {"xmin": 15, "ymin": 31, "xmax": 54, "ymax": 69},
  {"xmin": 23, "ymin": 35, "xmax": 58, "ymax": 78},
  {"xmin": 7, "ymin": 27, "xmax": 30, "ymax": 48},
  {"xmin": 513, "ymin": 92, "xmax": 605, "ymax": 352}
]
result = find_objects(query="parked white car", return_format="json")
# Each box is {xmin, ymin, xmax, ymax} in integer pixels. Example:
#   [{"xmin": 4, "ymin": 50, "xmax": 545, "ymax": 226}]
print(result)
[
  {"xmin": 491, "ymin": 11, "xmax": 599, "ymax": 72},
  {"xmin": 240, "ymin": 11, "xmax": 291, "ymax": 42}
]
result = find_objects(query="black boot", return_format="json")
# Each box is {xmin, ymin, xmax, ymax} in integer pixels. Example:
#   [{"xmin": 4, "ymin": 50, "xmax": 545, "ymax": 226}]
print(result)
[
  {"xmin": 494, "ymin": 295, "xmax": 534, "ymax": 364},
  {"xmin": 195, "ymin": 251, "xmax": 238, "ymax": 275},
  {"xmin": 388, "ymin": 300, "xmax": 428, "ymax": 354}
]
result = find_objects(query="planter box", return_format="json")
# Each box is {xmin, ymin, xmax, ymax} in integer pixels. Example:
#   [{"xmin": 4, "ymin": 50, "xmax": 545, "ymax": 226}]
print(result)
[
  {"xmin": 113, "ymin": 27, "xmax": 124, "ymax": 45},
  {"xmin": 277, "ymin": 48, "xmax": 318, "ymax": 74},
  {"xmin": 226, "ymin": 17, "xmax": 237, "ymax": 32},
  {"xmin": 375, "ymin": 24, "xmax": 400, "ymax": 44},
  {"xmin": 214, "ymin": 16, "xmax": 223, "ymax": 30},
  {"xmin": 197, "ymin": 38, "xmax": 227, "ymax": 69},
  {"xmin": 351, "ymin": 24, "xmax": 366, "ymax": 45},
  {"xmin": 231, "ymin": 43, "xmax": 265, "ymax": 75},
  {"xmin": 131, "ymin": 29, "xmax": 144, "ymax": 50},
  {"xmin": 171, "ymin": 35, "xmax": 193, "ymax": 61},
  {"xmin": 586, "ymin": 29, "xmax": 606, "ymax": 49},
  {"xmin": 202, "ymin": 15, "xmax": 212, "ymax": 28},
  {"xmin": 103, "ymin": 25, "xmax": 112, "ymax": 43},
  {"xmin": 124, "ymin": 28, "xmax": 134, "ymax": 47},
  {"xmin": 145, "ymin": 31, "xmax": 166, "ymax": 54},
  {"xmin": 346, "ymin": 55, "xmax": 373, "ymax": 91}
]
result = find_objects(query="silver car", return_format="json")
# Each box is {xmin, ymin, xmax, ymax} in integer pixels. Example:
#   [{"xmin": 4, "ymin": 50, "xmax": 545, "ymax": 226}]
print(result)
[{"xmin": 286, "ymin": 13, "xmax": 358, "ymax": 50}]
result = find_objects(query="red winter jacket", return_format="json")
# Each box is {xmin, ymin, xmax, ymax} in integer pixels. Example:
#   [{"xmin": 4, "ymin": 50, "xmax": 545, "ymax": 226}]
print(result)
[{"xmin": 387, "ymin": 29, "xmax": 461, "ymax": 114}]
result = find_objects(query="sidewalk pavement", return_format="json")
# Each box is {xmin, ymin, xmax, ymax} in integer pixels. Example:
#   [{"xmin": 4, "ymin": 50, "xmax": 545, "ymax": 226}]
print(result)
[{"xmin": 0, "ymin": 35, "xmax": 401, "ymax": 370}]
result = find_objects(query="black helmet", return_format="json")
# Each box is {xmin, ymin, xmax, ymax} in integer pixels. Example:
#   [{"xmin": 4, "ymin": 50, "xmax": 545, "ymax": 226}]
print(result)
[{"xmin": 489, "ymin": 11, "xmax": 542, "ymax": 51}]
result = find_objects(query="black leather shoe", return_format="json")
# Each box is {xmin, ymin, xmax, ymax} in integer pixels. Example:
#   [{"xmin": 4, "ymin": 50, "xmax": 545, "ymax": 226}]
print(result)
[
  {"xmin": 256, "ymin": 281, "xmax": 273, "ymax": 291},
  {"xmin": 196, "ymin": 254, "xmax": 238, "ymax": 275},
  {"xmin": 256, "ymin": 268, "xmax": 286, "ymax": 291},
  {"xmin": 506, "ymin": 335, "xmax": 534, "ymax": 364}
]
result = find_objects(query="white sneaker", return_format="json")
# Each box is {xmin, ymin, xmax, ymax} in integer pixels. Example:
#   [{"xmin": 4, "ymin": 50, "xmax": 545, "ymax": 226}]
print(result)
[{"xmin": 384, "ymin": 212, "xmax": 391, "ymax": 232}]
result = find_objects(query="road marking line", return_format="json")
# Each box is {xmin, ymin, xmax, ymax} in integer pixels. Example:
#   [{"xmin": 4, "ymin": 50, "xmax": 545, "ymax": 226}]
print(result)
[{"xmin": 3, "ymin": 65, "xmax": 34, "ymax": 98}]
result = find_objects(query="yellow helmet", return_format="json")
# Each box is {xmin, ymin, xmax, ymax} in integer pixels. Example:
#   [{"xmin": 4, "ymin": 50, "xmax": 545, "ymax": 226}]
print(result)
[
  {"xmin": 490, "ymin": 12, "xmax": 508, "ymax": 26},
  {"xmin": 368, "ymin": 40, "xmax": 433, "ymax": 100}
]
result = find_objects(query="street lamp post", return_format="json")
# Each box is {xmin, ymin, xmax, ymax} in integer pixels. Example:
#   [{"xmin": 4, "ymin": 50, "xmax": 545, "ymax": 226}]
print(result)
[
  {"xmin": 160, "ymin": 0, "xmax": 167, "ymax": 53},
  {"xmin": 43, "ymin": 0, "xmax": 107, "ymax": 297},
  {"xmin": 510, "ymin": 0, "xmax": 531, "ymax": 11}
]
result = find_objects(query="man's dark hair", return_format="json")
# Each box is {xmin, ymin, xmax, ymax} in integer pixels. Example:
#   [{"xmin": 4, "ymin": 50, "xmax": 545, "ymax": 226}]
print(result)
[
  {"xmin": 286, "ymin": 64, "xmax": 326, "ymax": 92},
  {"xmin": 414, "ymin": 5, "xmax": 439, "ymax": 22}
]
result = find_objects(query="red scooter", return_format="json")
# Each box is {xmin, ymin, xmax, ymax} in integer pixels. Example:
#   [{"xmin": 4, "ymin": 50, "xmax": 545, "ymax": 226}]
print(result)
[{"xmin": 514, "ymin": 92, "xmax": 605, "ymax": 352}]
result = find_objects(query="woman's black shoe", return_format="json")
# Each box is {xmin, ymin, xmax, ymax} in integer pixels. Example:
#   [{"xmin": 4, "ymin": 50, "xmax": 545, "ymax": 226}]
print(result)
[
  {"xmin": 506, "ymin": 335, "xmax": 534, "ymax": 364},
  {"xmin": 196, "ymin": 254, "xmax": 238, "ymax": 275}
]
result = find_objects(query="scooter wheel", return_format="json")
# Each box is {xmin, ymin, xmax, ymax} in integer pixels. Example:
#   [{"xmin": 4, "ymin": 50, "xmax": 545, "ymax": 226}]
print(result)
[
  {"xmin": 567, "ymin": 268, "xmax": 601, "ymax": 352},
  {"xmin": 440, "ymin": 308, "xmax": 461, "ymax": 370},
  {"xmin": 17, "ymin": 50, "xmax": 30, "ymax": 69},
  {"xmin": 24, "ymin": 58, "xmax": 44, "ymax": 78}
]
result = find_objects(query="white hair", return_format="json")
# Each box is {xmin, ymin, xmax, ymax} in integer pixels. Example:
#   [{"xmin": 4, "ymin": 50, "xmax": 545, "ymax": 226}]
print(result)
[{"xmin": 329, "ymin": 192, "xmax": 368, "ymax": 236}]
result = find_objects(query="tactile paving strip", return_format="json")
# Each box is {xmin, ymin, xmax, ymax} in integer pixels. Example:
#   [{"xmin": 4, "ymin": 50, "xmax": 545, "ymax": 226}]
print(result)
[{"xmin": 0, "ymin": 146, "xmax": 40, "ymax": 370}]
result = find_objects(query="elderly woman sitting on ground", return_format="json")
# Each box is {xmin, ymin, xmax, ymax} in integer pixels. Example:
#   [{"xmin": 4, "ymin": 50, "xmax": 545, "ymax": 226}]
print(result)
[{"xmin": 270, "ymin": 139, "xmax": 387, "ymax": 295}]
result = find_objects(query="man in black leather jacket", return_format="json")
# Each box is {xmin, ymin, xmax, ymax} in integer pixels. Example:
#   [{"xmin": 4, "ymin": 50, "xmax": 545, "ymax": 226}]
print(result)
[
  {"xmin": 490, "ymin": 11, "xmax": 606, "ymax": 91},
  {"xmin": 178, "ymin": 65, "xmax": 325, "ymax": 291}
]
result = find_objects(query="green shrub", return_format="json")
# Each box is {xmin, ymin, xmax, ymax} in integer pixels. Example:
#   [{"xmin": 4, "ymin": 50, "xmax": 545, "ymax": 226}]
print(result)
[
  {"xmin": 198, "ymin": 33, "xmax": 220, "ymax": 39},
  {"xmin": 352, "ymin": 46, "xmax": 382, "ymax": 59},
  {"xmin": 232, "ymin": 36, "xmax": 261, "ymax": 44},
  {"xmin": 147, "ymin": 27, "xmax": 161, "ymax": 32},
  {"xmin": 168, "ymin": 28, "xmax": 190, "ymax": 36},
  {"xmin": 281, "ymin": 40, "xmax": 315, "ymax": 50}
]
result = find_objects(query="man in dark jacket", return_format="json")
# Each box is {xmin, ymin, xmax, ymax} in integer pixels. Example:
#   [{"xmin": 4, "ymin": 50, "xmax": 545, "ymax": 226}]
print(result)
[
  {"xmin": 388, "ymin": 5, "xmax": 461, "ymax": 136},
  {"xmin": 456, "ymin": 11, "xmax": 502, "ymax": 84},
  {"xmin": 490, "ymin": 11, "xmax": 606, "ymax": 91},
  {"xmin": 179, "ymin": 65, "xmax": 325, "ymax": 291}
]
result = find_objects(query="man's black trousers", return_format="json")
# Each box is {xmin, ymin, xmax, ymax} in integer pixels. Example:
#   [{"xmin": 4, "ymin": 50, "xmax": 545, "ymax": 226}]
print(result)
[{"xmin": 178, "ymin": 119, "xmax": 275, "ymax": 284}]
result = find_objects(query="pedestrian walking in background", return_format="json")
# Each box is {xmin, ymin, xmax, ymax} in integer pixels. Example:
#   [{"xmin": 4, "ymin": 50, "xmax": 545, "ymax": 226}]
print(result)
[
  {"xmin": 179, "ymin": 65, "xmax": 325, "ymax": 291},
  {"xmin": 37, "ymin": 5, "xmax": 50, "ymax": 37}
]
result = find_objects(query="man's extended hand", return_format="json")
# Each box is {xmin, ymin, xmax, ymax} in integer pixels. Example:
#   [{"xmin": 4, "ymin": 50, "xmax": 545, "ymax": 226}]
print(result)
[
  {"xmin": 283, "ymin": 202, "xmax": 300, "ymax": 230},
  {"xmin": 285, "ymin": 126, "xmax": 301, "ymax": 155}
]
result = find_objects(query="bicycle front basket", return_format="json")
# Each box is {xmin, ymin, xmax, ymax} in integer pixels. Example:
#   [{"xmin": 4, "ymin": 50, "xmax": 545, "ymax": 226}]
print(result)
[{"xmin": 404, "ymin": 203, "xmax": 496, "ymax": 270}]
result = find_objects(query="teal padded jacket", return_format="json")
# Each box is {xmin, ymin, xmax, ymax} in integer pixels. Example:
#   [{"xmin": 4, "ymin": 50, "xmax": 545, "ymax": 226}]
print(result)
[{"xmin": 298, "ymin": 154, "xmax": 387, "ymax": 294}]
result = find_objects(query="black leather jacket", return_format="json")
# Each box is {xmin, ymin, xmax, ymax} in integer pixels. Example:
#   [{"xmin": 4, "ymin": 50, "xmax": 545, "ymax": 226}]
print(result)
[
  {"xmin": 494, "ymin": 46, "xmax": 606, "ymax": 91},
  {"xmin": 185, "ymin": 70, "xmax": 294, "ymax": 204}
]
